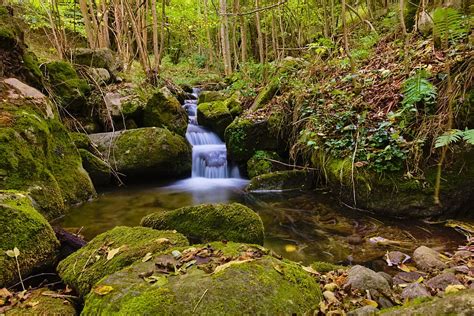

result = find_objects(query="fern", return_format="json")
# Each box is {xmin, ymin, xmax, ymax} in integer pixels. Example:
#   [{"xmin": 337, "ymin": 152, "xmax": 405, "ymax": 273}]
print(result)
[
  {"xmin": 435, "ymin": 129, "xmax": 463, "ymax": 148},
  {"xmin": 401, "ymin": 69, "xmax": 437, "ymax": 110},
  {"xmin": 433, "ymin": 8, "xmax": 468, "ymax": 44},
  {"xmin": 462, "ymin": 129, "xmax": 474, "ymax": 145}
]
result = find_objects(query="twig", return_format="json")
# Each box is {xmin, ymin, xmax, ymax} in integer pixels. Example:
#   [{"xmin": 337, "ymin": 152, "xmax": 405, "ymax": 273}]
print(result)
[
  {"xmin": 192, "ymin": 288, "xmax": 208, "ymax": 313},
  {"xmin": 262, "ymin": 158, "xmax": 320, "ymax": 171},
  {"xmin": 41, "ymin": 293, "xmax": 78, "ymax": 299},
  {"xmin": 351, "ymin": 129, "xmax": 359, "ymax": 205},
  {"xmin": 8, "ymin": 273, "xmax": 58, "ymax": 290}
]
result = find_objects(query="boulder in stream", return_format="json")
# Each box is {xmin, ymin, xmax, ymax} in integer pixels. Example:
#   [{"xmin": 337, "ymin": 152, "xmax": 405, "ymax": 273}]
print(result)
[
  {"xmin": 0, "ymin": 191, "xmax": 59, "ymax": 288},
  {"xmin": 196, "ymin": 98, "xmax": 238, "ymax": 139},
  {"xmin": 81, "ymin": 242, "xmax": 321, "ymax": 315},
  {"xmin": 88, "ymin": 127, "xmax": 192, "ymax": 180},
  {"xmin": 57, "ymin": 226, "xmax": 189, "ymax": 297},
  {"xmin": 247, "ymin": 150, "xmax": 283, "ymax": 179},
  {"xmin": 141, "ymin": 203, "xmax": 265, "ymax": 245},
  {"xmin": 246, "ymin": 170, "xmax": 314, "ymax": 192}
]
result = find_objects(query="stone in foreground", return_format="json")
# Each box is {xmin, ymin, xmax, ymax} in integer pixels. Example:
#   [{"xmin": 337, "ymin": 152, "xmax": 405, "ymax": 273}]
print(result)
[
  {"xmin": 57, "ymin": 226, "xmax": 189, "ymax": 297},
  {"xmin": 81, "ymin": 242, "xmax": 321, "ymax": 315},
  {"xmin": 141, "ymin": 203, "xmax": 265, "ymax": 245}
]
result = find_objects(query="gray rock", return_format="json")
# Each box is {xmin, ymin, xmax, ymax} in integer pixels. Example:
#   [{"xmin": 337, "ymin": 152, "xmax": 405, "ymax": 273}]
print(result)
[
  {"xmin": 348, "ymin": 305, "xmax": 378, "ymax": 316},
  {"xmin": 345, "ymin": 265, "xmax": 390, "ymax": 293},
  {"xmin": 453, "ymin": 250, "xmax": 472, "ymax": 260},
  {"xmin": 413, "ymin": 246, "xmax": 447, "ymax": 271},
  {"xmin": 425, "ymin": 272, "xmax": 461, "ymax": 291},
  {"xmin": 401, "ymin": 283, "xmax": 431, "ymax": 300},
  {"xmin": 393, "ymin": 271, "xmax": 426, "ymax": 285},
  {"xmin": 87, "ymin": 67, "xmax": 110, "ymax": 85},
  {"xmin": 385, "ymin": 251, "xmax": 410, "ymax": 266},
  {"xmin": 377, "ymin": 272, "xmax": 393, "ymax": 286}
]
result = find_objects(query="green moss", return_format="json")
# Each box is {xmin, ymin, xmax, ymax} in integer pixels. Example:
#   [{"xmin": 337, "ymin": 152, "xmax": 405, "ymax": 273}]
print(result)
[
  {"xmin": 82, "ymin": 242, "xmax": 321, "ymax": 315},
  {"xmin": 57, "ymin": 226, "xmax": 189, "ymax": 297},
  {"xmin": 5, "ymin": 288, "xmax": 77, "ymax": 315},
  {"xmin": 225, "ymin": 97, "xmax": 243, "ymax": 117},
  {"xmin": 197, "ymin": 91, "xmax": 226, "ymax": 104},
  {"xmin": 79, "ymin": 149, "xmax": 111, "ymax": 187},
  {"xmin": 197, "ymin": 101, "xmax": 233, "ymax": 139},
  {"xmin": 43, "ymin": 61, "xmax": 90, "ymax": 112},
  {"xmin": 0, "ymin": 90, "xmax": 96, "ymax": 218},
  {"xmin": 0, "ymin": 7, "xmax": 18, "ymax": 46},
  {"xmin": 143, "ymin": 87, "xmax": 188, "ymax": 136},
  {"xmin": 311, "ymin": 261, "xmax": 347, "ymax": 273},
  {"xmin": 22, "ymin": 51, "xmax": 43, "ymax": 80},
  {"xmin": 69, "ymin": 132, "xmax": 91, "ymax": 150},
  {"xmin": 90, "ymin": 127, "xmax": 191, "ymax": 179},
  {"xmin": 141, "ymin": 203, "xmax": 265, "ymax": 245},
  {"xmin": 246, "ymin": 170, "xmax": 314, "ymax": 192},
  {"xmin": 247, "ymin": 151, "xmax": 281, "ymax": 179},
  {"xmin": 0, "ymin": 191, "xmax": 59, "ymax": 287},
  {"xmin": 251, "ymin": 78, "xmax": 279, "ymax": 110}
]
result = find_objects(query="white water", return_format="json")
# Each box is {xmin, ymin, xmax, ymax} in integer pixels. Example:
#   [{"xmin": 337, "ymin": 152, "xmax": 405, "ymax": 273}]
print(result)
[{"xmin": 183, "ymin": 88, "xmax": 242, "ymax": 180}]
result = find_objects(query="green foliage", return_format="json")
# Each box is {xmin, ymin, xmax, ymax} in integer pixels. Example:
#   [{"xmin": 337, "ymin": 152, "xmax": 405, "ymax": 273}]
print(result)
[
  {"xmin": 433, "ymin": 8, "xmax": 468, "ymax": 44},
  {"xmin": 401, "ymin": 69, "xmax": 437, "ymax": 116},
  {"xmin": 435, "ymin": 129, "xmax": 474, "ymax": 148}
]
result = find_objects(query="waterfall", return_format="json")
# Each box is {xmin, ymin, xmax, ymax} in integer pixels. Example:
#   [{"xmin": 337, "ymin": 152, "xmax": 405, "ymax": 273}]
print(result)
[{"xmin": 184, "ymin": 89, "xmax": 241, "ymax": 179}]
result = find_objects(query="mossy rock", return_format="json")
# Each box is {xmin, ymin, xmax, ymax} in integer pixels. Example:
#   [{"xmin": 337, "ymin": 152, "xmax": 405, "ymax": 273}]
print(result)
[
  {"xmin": 143, "ymin": 87, "xmax": 188, "ymax": 136},
  {"xmin": 311, "ymin": 261, "xmax": 347, "ymax": 273},
  {"xmin": 72, "ymin": 48, "xmax": 119, "ymax": 75},
  {"xmin": 69, "ymin": 132, "xmax": 91, "ymax": 150},
  {"xmin": 5, "ymin": 288, "xmax": 77, "ymax": 315},
  {"xmin": 81, "ymin": 242, "xmax": 321, "ymax": 315},
  {"xmin": 88, "ymin": 127, "xmax": 191, "ymax": 180},
  {"xmin": 57, "ymin": 226, "xmax": 189, "ymax": 298},
  {"xmin": 247, "ymin": 150, "xmax": 282, "ymax": 179},
  {"xmin": 0, "ymin": 191, "xmax": 59, "ymax": 288},
  {"xmin": 380, "ymin": 289, "xmax": 474, "ymax": 315},
  {"xmin": 197, "ymin": 90, "xmax": 226, "ymax": 104},
  {"xmin": 250, "ymin": 78, "xmax": 279, "ymax": 111},
  {"xmin": 79, "ymin": 149, "xmax": 111, "ymax": 187},
  {"xmin": 43, "ymin": 61, "xmax": 90, "ymax": 113},
  {"xmin": 224, "ymin": 117, "xmax": 280, "ymax": 162},
  {"xmin": 246, "ymin": 170, "xmax": 314, "ymax": 192},
  {"xmin": 141, "ymin": 203, "xmax": 265, "ymax": 245},
  {"xmin": 197, "ymin": 101, "xmax": 233, "ymax": 139},
  {"xmin": 0, "ymin": 80, "xmax": 96, "ymax": 218}
]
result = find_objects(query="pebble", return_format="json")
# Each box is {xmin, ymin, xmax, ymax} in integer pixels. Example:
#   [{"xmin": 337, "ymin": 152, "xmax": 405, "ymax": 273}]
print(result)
[
  {"xmin": 401, "ymin": 283, "xmax": 431, "ymax": 300},
  {"xmin": 425, "ymin": 272, "xmax": 461, "ymax": 291},
  {"xmin": 413, "ymin": 246, "xmax": 447, "ymax": 271}
]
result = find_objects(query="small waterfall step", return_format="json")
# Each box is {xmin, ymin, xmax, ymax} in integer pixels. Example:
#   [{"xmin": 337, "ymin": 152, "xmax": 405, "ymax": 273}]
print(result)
[{"xmin": 183, "ymin": 88, "xmax": 241, "ymax": 179}]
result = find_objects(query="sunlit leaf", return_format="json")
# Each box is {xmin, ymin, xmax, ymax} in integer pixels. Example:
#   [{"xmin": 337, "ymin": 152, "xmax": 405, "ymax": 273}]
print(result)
[
  {"xmin": 93, "ymin": 285, "xmax": 113, "ymax": 296},
  {"xmin": 106, "ymin": 247, "xmax": 121, "ymax": 261}
]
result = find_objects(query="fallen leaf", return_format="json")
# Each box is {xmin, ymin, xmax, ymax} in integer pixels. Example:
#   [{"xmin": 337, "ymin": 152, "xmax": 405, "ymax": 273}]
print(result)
[
  {"xmin": 284, "ymin": 244, "xmax": 297, "ymax": 253},
  {"xmin": 144, "ymin": 275, "xmax": 168, "ymax": 286},
  {"xmin": 93, "ymin": 285, "xmax": 113, "ymax": 296},
  {"xmin": 0, "ymin": 288, "xmax": 12, "ymax": 298},
  {"xmin": 212, "ymin": 259, "xmax": 253, "ymax": 274},
  {"xmin": 106, "ymin": 247, "xmax": 121, "ymax": 261},
  {"xmin": 273, "ymin": 263, "xmax": 283, "ymax": 274},
  {"xmin": 156, "ymin": 238, "xmax": 170, "ymax": 244},
  {"xmin": 302, "ymin": 266, "xmax": 319, "ymax": 275},
  {"xmin": 362, "ymin": 299, "xmax": 378, "ymax": 308},
  {"xmin": 142, "ymin": 252, "xmax": 153, "ymax": 262},
  {"xmin": 5, "ymin": 250, "xmax": 15, "ymax": 258},
  {"xmin": 398, "ymin": 263, "xmax": 416, "ymax": 272},
  {"xmin": 445, "ymin": 284, "xmax": 466, "ymax": 294},
  {"xmin": 13, "ymin": 247, "xmax": 20, "ymax": 257},
  {"xmin": 26, "ymin": 301, "xmax": 39, "ymax": 308}
]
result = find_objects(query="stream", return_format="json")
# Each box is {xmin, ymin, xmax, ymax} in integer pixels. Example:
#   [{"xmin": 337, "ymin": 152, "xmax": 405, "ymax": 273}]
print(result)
[{"xmin": 59, "ymin": 89, "xmax": 464, "ymax": 266}]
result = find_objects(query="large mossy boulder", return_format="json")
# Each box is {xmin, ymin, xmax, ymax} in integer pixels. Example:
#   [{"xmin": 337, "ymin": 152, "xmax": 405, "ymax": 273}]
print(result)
[
  {"xmin": 197, "ymin": 100, "xmax": 233, "ymax": 139},
  {"xmin": 224, "ymin": 116, "xmax": 281, "ymax": 162},
  {"xmin": 79, "ymin": 149, "xmax": 111, "ymax": 187},
  {"xmin": 247, "ymin": 150, "xmax": 282, "ymax": 179},
  {"xmin": 141, "ymin": 203, "xmax": 265, "ymax": 245},
  {"xmin": 57, "ymin": 226, "xmax": 189, "ymax": 297},
  {"xmin": 4, "ymin": 288, "xmax": 77, "ymax": 315},
  {"xmin": 43, "ymin": 61, "xmax": 90, "ymax": 113},
  {"xmin": 0, "ymin": 191, "xmax": 59, "ymax": 287},
  {"xmin": 88, "ymin": 127, "xmax": 192, "ymax": 180},
  {"xmin": 0, "ymin": 79, "xmax": 96, "ymax": 218},
  {"xmin": 0, "ymin": 6, "xmax": 42, "ymax": 88},
  {"xmin": 81, "ymin": 242, "xmax": 322, "ymax": 315},
  {"xmin": 72, "ymin": 48, "xmax": 119, "ymax": 76},
  {"xmin": 250, "ymin": 78, "xmax": 279, "ymax": 111},
  {"xmin": 197, "ymin": 90, "xmax": 226, "ymax": 104},
  {"xmin": 380, "ymin": 289, "xmax": 474, "ymax": 315},
  {"xmin": 143, "ymin": 87, "xmax": 188, "ymax": 136},
  {"xmin": 246, "ymin": 170, "xmax": 314, "ymax": 192}
]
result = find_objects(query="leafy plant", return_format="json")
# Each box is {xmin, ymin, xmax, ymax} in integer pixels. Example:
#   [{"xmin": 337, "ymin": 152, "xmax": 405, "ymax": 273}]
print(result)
[
  {"xmin": 5, "ymin": 247, "xmax": 24, "ymax": 291},
  {"xmin": 401, "ymin": 69, "xmax": 437, "ymax": 115},
  {"xmin": 433, "ymin": 8, "xmax": 468, "ymax": 44},
  {"xmin": 435, "ymin": 129, "xmax": 474, "ymax": 148}
]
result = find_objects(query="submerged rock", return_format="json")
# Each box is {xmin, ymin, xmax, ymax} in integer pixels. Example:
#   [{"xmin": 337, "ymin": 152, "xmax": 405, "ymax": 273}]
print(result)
[
  {"xmin": 0, "ymin": 79, "xmax": 96, "ymax": 218},
  {"xmin": 143, "ymin": 87, "xmax": 188, "ymax": 136},
  {"xmin": 4, "ymin": 288, "xmax": 77, "ymax": 315},
  {"xmin": 381, "ymin": 289, "xmax": 474, "ymax": 315},
  {"xmin": 413, "ymin": 246, "xmax": 447, "ymax": 271},
  {"xmin": 0, "ymin": 191, "xmax": 59, "ymax": 287},
  {"xmin": 57, "ymin": 226, "xmax": 189, "ymax": 297},
  {"xmin": 88, "ymin": 127, "xmax": 191, "ymax": 180},
  {"xmin": 246, "ymin": 170, "xmax": 314, "ymax": 192},
  {"xmin": 141, "ymin": 203, "xmax": 265, "ymax": 245},
  {"xmin": 81, "ymin": 242, "xmax": 321, "ymax": 315}
]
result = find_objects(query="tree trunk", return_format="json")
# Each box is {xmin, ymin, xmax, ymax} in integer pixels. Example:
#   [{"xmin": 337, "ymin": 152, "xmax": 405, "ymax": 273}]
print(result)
[
  {"xmin": 79, "ymin": 0, "xmax": 95, "ymax": 48},
  {"xmin": 220, "ymin": 0, "xmax": 232, "ymax": 76},
  {"xmin": 255, "ymin": 0, "xmax": 265, "ymax": 63}
]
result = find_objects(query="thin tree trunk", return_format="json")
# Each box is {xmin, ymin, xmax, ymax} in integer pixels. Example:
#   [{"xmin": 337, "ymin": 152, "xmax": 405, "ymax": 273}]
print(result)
[
  {"xmin": 152, "ymin": 0, "xmax": 160, "ymax": 71},
  {"xmin": 158, "ymin": 0, "xmax": 166, "ymax": 62},
  {"xmin": 255, "ymin": 0, "xmax": 265, "ymax": 63},
  {"xmin": 204, "ymin": 0, "xmax": 214, "ymax": 65},
  {"xmin": 220, "ymin": 0, "xmax": 232, "ymax": 75},
  {"xmin": 79, "ymin": 0, "xmax": 95, "ymax": 48}
]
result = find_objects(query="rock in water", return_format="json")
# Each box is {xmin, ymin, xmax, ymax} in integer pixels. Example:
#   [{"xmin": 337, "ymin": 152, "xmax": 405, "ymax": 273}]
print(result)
[
  {"xmin": 79, "ymin": 149, "xmax": 111, "ymax": 187},
  {"xmin": 413, "ymin": 246, "xmax": 447, "ymax": 271},
  {"xmin": 57, "ymin": 226, "xmax": 189, "ymax": 297},
  {"xmin": 0, "ymin": 78, "xmax": 95, "ymax": 218},
  {"xmin": 246, "ymin": 170, "xmax": 314, "ymax": 191},
  {"xmin": 81, "ymin": 242, "xmax": 321, "ymax": 315},
  {"xmin": 141, "ymin": 203, "xmax": 265, "ymax": 245},
  {"xmin": 0, "ymin": 191, "xmax": 59, "ymax": 287},
  {"xmin": 88, "ymin": 127, "xmax": 192, "ymax": 180}
]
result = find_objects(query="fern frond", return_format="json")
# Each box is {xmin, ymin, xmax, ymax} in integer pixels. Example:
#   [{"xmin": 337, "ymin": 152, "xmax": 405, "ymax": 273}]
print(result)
[
  {"xmin": 433, "ymin": 8, "xmax": 468, "ymax": 44},
  {"xmin": 402, "ymin": 70, "xmax": 437, "ymax": 108},
  {"xmin": 435, "ymin": 129, "xmax": 463, "ymax": 148},
  {"xmin": 463, "ymin": 129, "xmax": 474, "ymax": 145}
]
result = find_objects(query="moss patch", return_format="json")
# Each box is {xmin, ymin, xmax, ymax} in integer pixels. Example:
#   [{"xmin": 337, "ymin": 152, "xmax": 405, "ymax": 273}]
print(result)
[
  {"xmin": 246, "ymin": 170, "xmax": 314, "ymax": 192},
  {"xmin": 197, "ymin": 90, "xmax": 227, "ymax": 104},
  {"xmin": 79, "ymin": 149, "xmax": 111, "ymax": 187},
  {"xmin": 197, "ymin": 101, "xmax": 233, "ymax": 139},
  {"xmin": 0, "ymin": 191, "xmax": 59, "ymax": 287},
  {"xmin": 247, "ymin": 151, "xmax": 282, "ymax": 179},
  {"xmin": 57, "ymin": 226, "xmax": 189, "ymax": 297},
  {"xmin": 141, "ymin": 203, "xmax": 265, "ymax": 245},
  {"xmin": 82, "ymin": 242, "xmax": 321, "ymax": 315},
  {"xmin": 5, "ymin": 288, "xmax": 77, "ymax": 315}
]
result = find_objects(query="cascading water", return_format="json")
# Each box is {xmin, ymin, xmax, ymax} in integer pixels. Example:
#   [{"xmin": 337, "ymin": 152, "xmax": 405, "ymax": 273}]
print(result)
[{"xmin": 183, "ymin": 88, "xmax": 241, "ymax": 179}]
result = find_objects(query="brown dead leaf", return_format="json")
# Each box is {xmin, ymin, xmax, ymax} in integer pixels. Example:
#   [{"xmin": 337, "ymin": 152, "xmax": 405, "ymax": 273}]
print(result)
[{"xmin": 106, "ymin": 247, "xmax": 121, "ymax": 261}]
